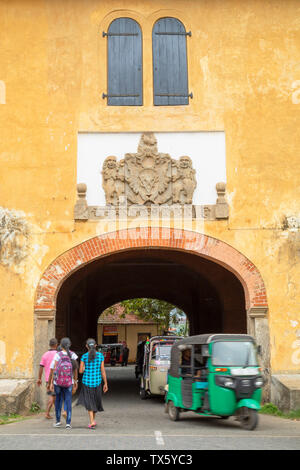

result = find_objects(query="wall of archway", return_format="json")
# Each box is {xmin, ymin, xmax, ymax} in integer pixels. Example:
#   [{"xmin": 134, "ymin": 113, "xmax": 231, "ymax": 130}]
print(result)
[
  {"xmin": 33, "ymin": 228, "xmax": 270, "ymax": 403},
  {"xmin": 34, "ymin": 228, "xmax": 267, "ymax": 312},
  {"xmin": 54, "ymin": 247, "xmax": 235, "ymax": 348}
]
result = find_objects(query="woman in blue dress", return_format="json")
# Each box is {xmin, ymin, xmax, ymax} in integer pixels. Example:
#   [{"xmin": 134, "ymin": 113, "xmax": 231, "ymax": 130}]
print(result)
[{"xmin": 77, "ymin": 338, "xmax": 108, "ymax": 428}]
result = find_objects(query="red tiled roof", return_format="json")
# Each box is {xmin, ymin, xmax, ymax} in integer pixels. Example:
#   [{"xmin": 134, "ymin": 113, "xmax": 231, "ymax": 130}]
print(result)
[{"xmin": 98, "ymin": 303, "xmax": 158, "ymax": 325}]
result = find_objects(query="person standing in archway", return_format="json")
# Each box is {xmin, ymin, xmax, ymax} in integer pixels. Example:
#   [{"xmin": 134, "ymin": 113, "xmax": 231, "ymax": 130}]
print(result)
[
  {"xmin": 121, "ymin": 342, "xmax": 129, "ymax": 367},
  {"xmin": 77, "ymin": 339, "xmax": 108, "ymax": 429}
]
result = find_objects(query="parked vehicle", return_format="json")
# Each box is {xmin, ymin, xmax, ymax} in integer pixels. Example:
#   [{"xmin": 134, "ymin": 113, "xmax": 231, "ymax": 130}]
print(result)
[
  {"xmin": 139, "ymin": 335, "xmax": 182, "ymax": 399},
  {"xmin": 165, "ymin": 334, "xmax": 264, "ymax": 430},
  {"xmin": 98, "ymin": 343, "xmax": 124, "ymax": 366}
]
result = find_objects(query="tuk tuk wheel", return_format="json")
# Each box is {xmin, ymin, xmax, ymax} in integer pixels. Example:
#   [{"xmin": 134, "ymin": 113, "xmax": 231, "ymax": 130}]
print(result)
[
  {"xmin": 239, "ymin": 407, "xmax": 258, "ymax": 431},
  {"xmin": 168, "ymin": 401, "xmax": 180, "ymax": 421}
]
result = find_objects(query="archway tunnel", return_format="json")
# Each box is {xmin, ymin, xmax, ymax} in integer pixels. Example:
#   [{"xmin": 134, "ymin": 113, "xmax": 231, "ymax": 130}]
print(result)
[{"xmin": 55, "ymin": 248, "xmax": 247, "ymax": 354}]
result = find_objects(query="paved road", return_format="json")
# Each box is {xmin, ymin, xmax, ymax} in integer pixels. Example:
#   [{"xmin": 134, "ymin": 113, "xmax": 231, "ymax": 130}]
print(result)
[{"xmin": 0, "ymin": 366, "xmax": 300, "ymax": 451}]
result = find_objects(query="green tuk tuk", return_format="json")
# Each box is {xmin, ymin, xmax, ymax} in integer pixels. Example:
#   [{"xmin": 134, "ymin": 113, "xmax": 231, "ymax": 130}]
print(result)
[{"xmin": 165, "ymin": 334, "xmax": 264, "ymax": 430}]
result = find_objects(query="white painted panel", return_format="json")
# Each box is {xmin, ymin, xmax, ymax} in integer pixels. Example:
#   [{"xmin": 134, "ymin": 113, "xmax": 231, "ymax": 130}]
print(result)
[
  {"xmin": 0, "ymin": 340, "xmax": 6, "ymax": 365},
  {"xmin": 77, "ymin": 132, "xmax": 226, "ymax": 205}
]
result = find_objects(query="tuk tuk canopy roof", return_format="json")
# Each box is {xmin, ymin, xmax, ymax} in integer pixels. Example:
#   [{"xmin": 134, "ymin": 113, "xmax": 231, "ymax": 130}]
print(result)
[
  {"xmin": 148, "ymin": 335, "xmax": 182, "ymax": 343},
  {"xmin": 169, "ymin": 334, "xmax": 256, "ymax": 378},
  {"xmin": 173, "ymin": 333, "xmax": 255, "ymax": 347}
]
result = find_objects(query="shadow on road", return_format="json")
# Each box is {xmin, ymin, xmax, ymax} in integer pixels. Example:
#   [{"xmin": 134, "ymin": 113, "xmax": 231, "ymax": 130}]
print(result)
[
  {"xmin": 103, "ymin": 365, "xmax": 165, "ymax": 407},
  {"xmin": 98, "ymin": 366, "xmax": 247, "ymax": 430}
]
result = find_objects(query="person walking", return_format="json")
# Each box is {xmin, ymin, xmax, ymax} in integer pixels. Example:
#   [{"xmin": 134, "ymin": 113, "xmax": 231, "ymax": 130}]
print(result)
[
  {"xmin": 77, "ymin": 338, "xmax": 108, "ymax": 429},
  {"xmin": 48, "ymin": 337, "xmax": 78, "ymax": 429},
  {"xmin": 52, "ymin": 345, "xmax": 68, "ymax": 421},
  {"xmin": 36, "ymin": 338, "xmax": 58, "ymax": 419}
]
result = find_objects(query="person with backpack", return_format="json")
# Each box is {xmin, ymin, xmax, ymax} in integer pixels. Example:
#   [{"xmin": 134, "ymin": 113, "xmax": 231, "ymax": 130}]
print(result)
[
  {"xmin": 77, "ymin": 338, "xmax": 108, "ymax": 429},
  {"xmin": 51, "ymin": 345, "xmax": 68, "ymax": 421},
  {"xmin": 48, "ymin": 337, "xmax": 78, "ymax": 429}
]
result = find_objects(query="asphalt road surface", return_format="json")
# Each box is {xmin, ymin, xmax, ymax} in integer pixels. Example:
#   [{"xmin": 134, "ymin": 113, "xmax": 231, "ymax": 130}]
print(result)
[{"xmin": 0, "ymin": 366, "xmax": 300, "ymax": 451}]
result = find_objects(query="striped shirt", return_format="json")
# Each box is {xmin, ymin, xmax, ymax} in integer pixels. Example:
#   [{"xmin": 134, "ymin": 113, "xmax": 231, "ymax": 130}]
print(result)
[{"xmin": 81, "ymin": 352, "xmax": 104, "ymax": 388}]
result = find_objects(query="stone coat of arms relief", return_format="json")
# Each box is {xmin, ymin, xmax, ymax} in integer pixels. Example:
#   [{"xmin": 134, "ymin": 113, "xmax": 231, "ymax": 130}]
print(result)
[
  {"xmin": 74, "ymin": 132, "xmax": 228, "ymax": 220},
  {"xmin": 101, "ymin": 133, "xmax": 197, "ymax": 206}
]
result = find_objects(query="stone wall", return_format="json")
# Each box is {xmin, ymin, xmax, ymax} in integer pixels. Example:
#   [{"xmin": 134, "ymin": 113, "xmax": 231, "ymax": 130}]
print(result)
[{"xmin": 0, "ymin": 379, "xmax": 35, "ymax": 415}]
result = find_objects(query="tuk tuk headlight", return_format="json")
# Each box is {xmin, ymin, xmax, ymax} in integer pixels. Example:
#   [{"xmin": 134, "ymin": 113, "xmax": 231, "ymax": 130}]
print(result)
[
  {"xmin": 254, "ymin": 377, "xmax": 264, "ymax": 388},
  {"xmin": 215, "ymin": 375, "xmax": 236, "ymax": 389},
  {"xmin": 224, "ymin": 379, "xmax": 234, "ymax": 388}
]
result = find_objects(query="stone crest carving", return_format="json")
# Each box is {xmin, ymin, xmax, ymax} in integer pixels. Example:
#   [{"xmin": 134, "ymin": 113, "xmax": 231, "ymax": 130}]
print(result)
[{"xmin": 101, "ymin": 133, "xmax": 197, "ymax": 206}]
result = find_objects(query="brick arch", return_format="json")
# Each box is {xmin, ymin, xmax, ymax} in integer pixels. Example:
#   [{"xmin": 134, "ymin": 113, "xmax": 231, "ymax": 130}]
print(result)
[{"xmin": 34, "ymin": 228, "xmax": 267, "ymax": 313}]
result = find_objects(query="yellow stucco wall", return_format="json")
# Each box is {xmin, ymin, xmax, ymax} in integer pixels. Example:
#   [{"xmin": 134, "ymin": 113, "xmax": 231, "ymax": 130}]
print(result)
[{"xmin": 0, "ymin": 0, "xmax": 299, "ymax": 377}]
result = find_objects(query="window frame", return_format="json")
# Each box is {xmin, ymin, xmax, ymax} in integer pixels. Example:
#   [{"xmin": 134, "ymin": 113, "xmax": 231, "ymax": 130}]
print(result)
[
  {"xmin": 105, "ymin": 17, "xmax": 143, "ymax": 106},
  {"xmin": 152, "ymin": 16, "xmax": 191, "ymax": 106}
]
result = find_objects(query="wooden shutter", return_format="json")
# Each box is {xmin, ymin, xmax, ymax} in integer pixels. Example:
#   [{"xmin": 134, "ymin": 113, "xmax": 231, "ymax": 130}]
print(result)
[
  {"xmin": 153, "ymin": 17, "xmax": 190, "ymax": 106},
  {"xmin": 105, "ymin": 18, "xmax": 142, "ymax": 106}
]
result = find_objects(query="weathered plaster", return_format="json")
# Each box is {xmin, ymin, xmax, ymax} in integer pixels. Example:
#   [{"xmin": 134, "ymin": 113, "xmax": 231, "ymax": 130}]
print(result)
[{"xmin": 0, "ymin": 207, "xmax": 30, "ymax": 267}]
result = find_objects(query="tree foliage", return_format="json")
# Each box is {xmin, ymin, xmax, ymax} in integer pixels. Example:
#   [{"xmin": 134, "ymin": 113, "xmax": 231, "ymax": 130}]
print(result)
[{"xmin": 120, "ymin": 298, "xmax": 184, "ymax": 332}]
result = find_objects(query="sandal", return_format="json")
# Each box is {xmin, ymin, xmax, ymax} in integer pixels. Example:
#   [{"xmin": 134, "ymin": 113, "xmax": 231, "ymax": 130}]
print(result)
[{"xmin": 88, "ymin": 424, "xmax": 95, "ymax": 429}]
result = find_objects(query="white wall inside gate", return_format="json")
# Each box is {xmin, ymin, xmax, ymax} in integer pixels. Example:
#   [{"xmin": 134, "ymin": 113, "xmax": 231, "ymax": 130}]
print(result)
[{"xmin": 77, "ymin": 132, "xmax": 226, "ymax": 206}]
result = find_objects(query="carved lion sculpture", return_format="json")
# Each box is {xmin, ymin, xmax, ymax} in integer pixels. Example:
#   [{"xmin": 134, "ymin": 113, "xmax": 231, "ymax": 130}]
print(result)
[
  {"xmin": 102, "ymin": 156, "xmax": 118, "ymax": 205},
  {"xmin": 172, "ymin": 156, "xmax": 197, "ymax": 204}
]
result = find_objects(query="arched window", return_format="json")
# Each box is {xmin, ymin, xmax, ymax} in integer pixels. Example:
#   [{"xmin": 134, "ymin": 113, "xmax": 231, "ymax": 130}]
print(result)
[
  {"xmin": 152, "ymin": 17, "xmax": 191, "ymax": 106},
  {"xmin": 104, "ymin": 18, "xmax": 143, "ymax": 106}
]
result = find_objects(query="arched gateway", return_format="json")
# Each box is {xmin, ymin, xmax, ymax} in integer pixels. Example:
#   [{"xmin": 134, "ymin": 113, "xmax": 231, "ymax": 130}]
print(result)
[{"xmin": 34, "ymin": 228, "xmax": 270, "ymax": 403}]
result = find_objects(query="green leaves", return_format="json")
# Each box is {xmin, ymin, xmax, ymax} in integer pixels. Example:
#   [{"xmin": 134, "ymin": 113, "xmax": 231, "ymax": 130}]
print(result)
[{"xmin": 120, "ymin": 298, "xmax": 184, "ymax": 331}]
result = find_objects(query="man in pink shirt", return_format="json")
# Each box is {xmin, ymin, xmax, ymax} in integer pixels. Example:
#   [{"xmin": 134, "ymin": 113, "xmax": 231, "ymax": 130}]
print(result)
[{"xmin": 37, "ymin": 338, "xmax": 58, "ymax": 419}]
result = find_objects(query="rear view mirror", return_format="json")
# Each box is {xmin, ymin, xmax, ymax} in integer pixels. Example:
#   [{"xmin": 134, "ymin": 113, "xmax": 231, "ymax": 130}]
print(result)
[
  {"xmin": 257, "ymin": 345, "xmax": 262, "ymax": 356},
  {"xmin": 201, "ymin": 345, "xmax": 210, "ymax": 357}
]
